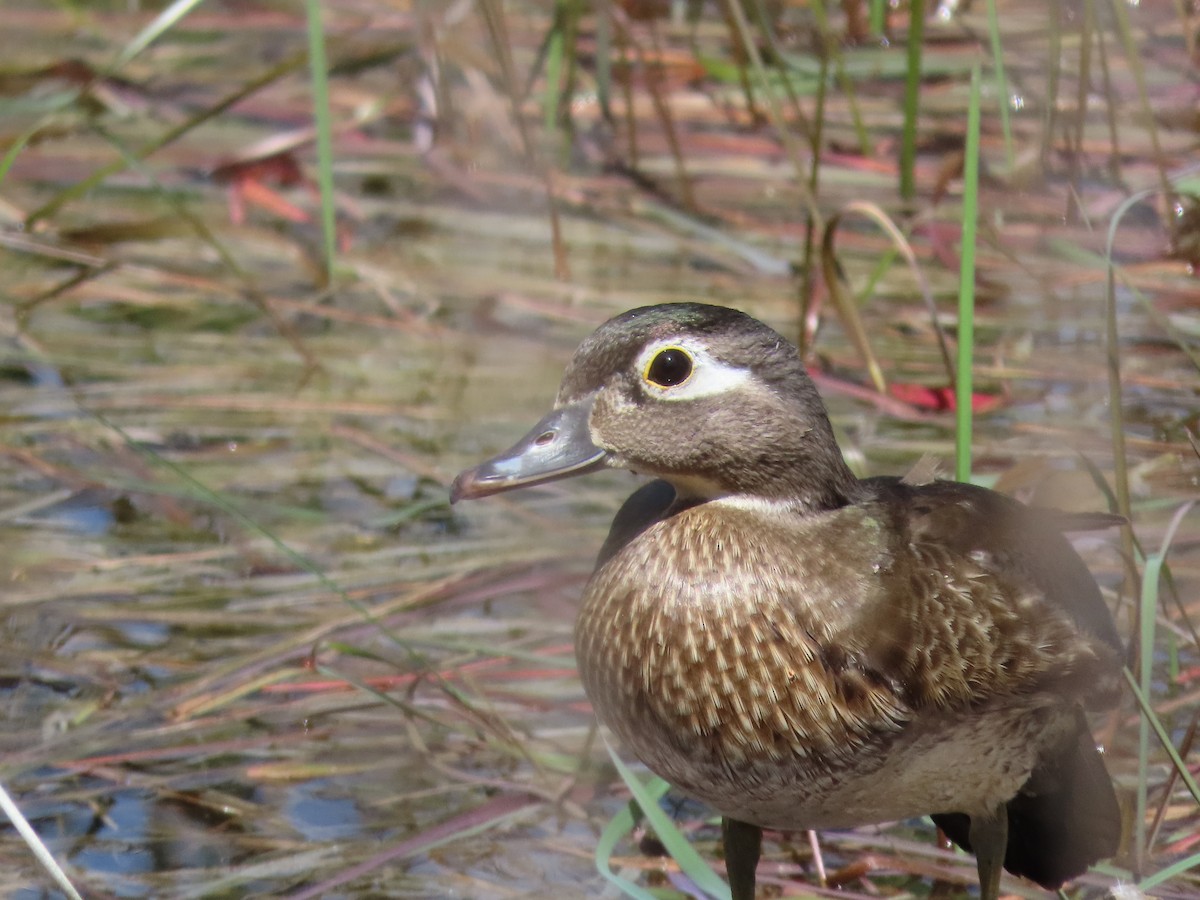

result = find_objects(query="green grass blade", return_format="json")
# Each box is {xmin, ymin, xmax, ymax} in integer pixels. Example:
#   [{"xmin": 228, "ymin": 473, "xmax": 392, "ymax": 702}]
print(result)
[
  {"xmin": 542, "ymin": 1, "xmax": 566, "ymax": 132},
  {"xmin": 1123, "ymin": 669, "xmax": 1200, "ymax": 808},
  {"xmin": 304, "ymin": 0, "xmax": 339, "ymax": 282},
  {"xmin": 719, "ymin": 0, "xmax": 819, "ymax": 226},
  {"xmin": 806, "ymin": 1, "xmax": 872, "ymax": 157},
  {"xmin": 1108, "ymin": 0, "xmax": 1172, "ymax": 201},
  {"xmin": 1104, "ymin": 183, "xmax": 1161, "ymax": 585},
  {"xmin": 870, "ymin": 0, "xmax": 886, "ymax": 36},
  {"xmin": 1040, "ymin": 0, "xmax": 1062, "ymax": 168},
  {"xmin": 955, "ymin": 62, "xmax": 981, "ymax": 482},
  {"xmin": 1132, "ymin": 500, "xmax": 1200, "ymax": 863},
  {"xmin": 899, "ymin": 0, "xmax": 925, "ymax": 202},
  {"xmin": 606, "ymin": 741, "xmax": 732, "ymax": 899},
  {"xmin": 984, "ymin": 0, "xmax": 1014, "ymax": 170},
  {"xmin": 1136, "ymin": 848, "xmax": 1200, "ymax": 892},
  {"xmin": 1136, "ymin": 544, "xmax": 1159, "ymax": 860},
  {"xmin": 595, "ymin": 797, "xmax": 666, "ymax": 900},
  {"xmin": 0, "ymin": 125, "xmax": 38, "ymax": 187},
  {"xmin": 595, "ymin": 0, "xmax": 612, "ymax": 119}
]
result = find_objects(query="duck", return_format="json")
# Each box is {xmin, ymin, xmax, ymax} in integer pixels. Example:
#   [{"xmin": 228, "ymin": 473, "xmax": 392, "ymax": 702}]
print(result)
[{"xmin": 451, "ymin": 302, "xmax": 1123, "ymax": 900}]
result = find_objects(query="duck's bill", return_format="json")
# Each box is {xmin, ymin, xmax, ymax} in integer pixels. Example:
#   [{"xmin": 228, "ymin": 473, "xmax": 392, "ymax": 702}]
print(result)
[{"xmin": 450, "ymin": 399, "xmax": 608, "ymax": 502}]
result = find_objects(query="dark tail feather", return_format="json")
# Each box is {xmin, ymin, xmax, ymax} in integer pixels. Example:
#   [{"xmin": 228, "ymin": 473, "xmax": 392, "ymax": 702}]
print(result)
[{"xmin": 931, "ymin": 709, "xmax": 1120, "ymax": 890}]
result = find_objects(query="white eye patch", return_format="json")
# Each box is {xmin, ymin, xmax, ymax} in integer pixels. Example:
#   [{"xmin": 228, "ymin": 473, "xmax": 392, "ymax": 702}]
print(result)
[{"xmin": 634, "ymin": 338, "xmax": 753, "ymax": 401}]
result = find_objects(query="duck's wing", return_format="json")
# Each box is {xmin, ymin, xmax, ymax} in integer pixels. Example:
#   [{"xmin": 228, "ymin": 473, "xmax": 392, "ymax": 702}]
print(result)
[{"xmin": 856, "ymin": 476, "xmax": 1123, "ymax": 712}]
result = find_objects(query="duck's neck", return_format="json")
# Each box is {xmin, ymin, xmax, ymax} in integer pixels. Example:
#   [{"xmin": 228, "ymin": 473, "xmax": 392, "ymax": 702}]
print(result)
[{"xmin": 669, "ymin": 450, "xmax": 865, "ymax": 514}]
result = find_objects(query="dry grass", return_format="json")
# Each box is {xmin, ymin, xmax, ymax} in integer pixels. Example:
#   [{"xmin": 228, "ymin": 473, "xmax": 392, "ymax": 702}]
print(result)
[{"xmin": 0, "ymin": 1, "xmax": 1197, "ymax": 897}]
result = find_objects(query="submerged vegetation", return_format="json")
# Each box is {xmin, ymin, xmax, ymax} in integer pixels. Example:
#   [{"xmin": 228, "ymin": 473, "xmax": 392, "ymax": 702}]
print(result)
[{"xmin": 0, "ymin": 0, "xmax": 1198, "ymax": 897}]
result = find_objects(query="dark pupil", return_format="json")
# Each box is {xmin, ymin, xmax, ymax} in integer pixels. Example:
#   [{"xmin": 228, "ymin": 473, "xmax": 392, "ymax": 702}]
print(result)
[{"xmin": 647, "ymin": 349, "xmax": 692, "ymax": 386}]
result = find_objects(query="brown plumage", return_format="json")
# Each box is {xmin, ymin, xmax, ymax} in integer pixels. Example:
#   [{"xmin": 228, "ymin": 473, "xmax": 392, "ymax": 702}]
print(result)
[{"xmin": 452, "ymin": 303, "xmax": 1123, "ymax": 899}]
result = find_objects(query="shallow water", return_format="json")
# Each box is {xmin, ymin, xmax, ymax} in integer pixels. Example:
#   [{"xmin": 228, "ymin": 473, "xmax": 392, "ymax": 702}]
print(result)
[{"xmin": 2, "ymin": 1, "xmax": 1199, "ymax": 898}]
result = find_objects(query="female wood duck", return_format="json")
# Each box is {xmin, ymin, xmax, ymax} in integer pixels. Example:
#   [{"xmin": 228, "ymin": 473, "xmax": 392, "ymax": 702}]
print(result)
[{"xmin": 452, "ymin": 303, "xmax": 1123, "ymax": 900}]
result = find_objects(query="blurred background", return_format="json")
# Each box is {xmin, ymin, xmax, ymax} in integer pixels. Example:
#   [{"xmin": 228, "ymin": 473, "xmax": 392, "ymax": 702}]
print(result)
[{"xmin": 1, "ymin": 1, "xmax": 1198, "ymax": 897}]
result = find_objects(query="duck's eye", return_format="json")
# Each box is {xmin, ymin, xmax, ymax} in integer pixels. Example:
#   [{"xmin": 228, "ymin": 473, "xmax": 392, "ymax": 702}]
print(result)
[{"xmin": 644, "ymin": 347, "xmax": 694, "ymax": 387}]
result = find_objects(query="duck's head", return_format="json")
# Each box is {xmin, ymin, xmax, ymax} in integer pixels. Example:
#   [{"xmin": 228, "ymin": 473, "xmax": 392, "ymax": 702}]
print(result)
[{"xmin": 452, "ymin": 303, "xmax": 860, "ymax": 509}]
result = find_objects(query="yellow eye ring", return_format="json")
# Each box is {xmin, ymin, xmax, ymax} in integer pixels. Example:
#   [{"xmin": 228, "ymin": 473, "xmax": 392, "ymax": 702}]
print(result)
[{"xmin": 644, "ymin": 346, "xmax": 694, "ymax": 388}]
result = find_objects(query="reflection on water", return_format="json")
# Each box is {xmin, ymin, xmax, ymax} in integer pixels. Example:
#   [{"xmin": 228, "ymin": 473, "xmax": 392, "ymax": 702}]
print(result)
[
  {"xmin": 286, "ymin": 781, "xmax": 361, "ymax": 842},
  {"xmin": 25, "ymin": 501, "xmax": 114, "ymax": 536}
]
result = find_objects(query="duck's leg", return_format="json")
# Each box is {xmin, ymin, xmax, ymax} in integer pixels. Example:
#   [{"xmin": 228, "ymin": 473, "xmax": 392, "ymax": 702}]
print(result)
[
  {"xmin": 722, "ymin": 817, "xmax": 762, "ymax": 900},
  {"xmin": 969, "ymin": 806, "xmax": 1008, "ymax": 900}
]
